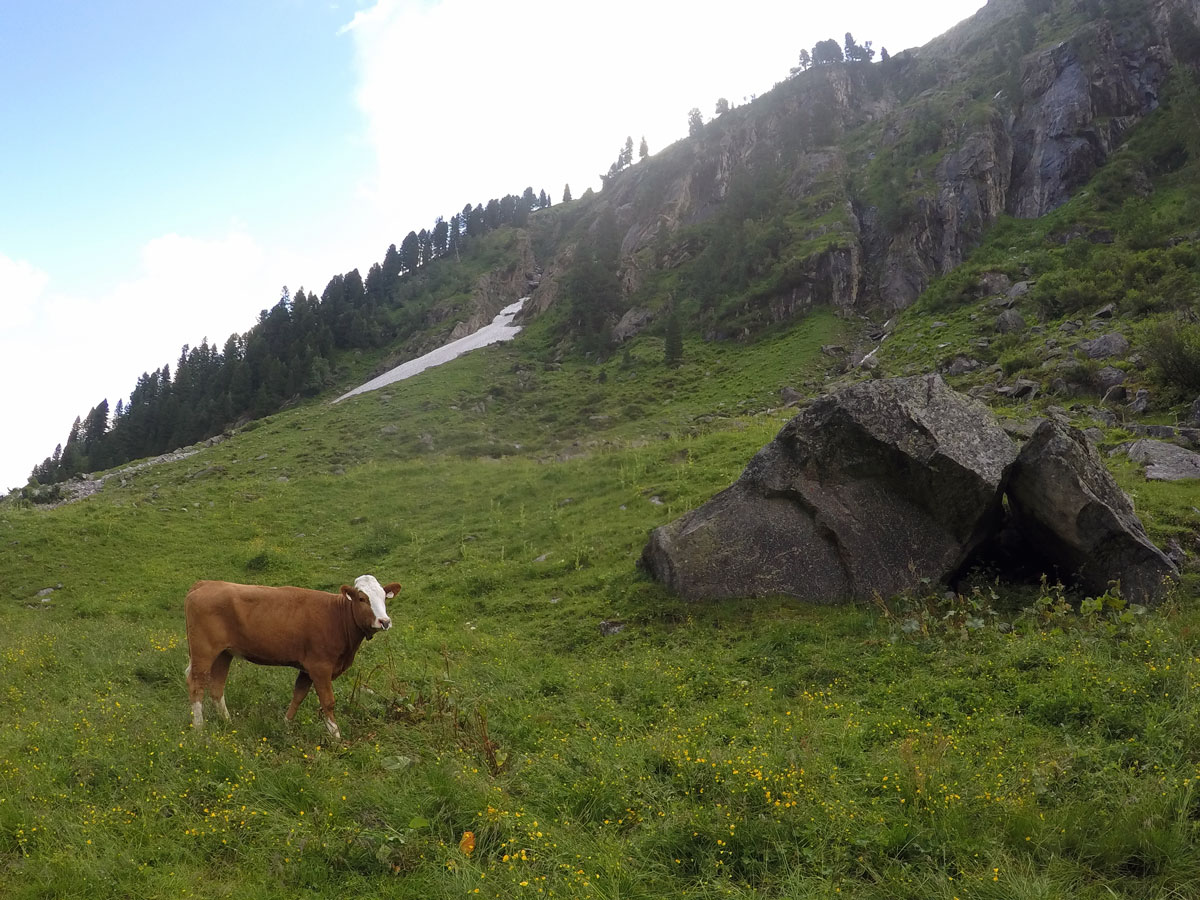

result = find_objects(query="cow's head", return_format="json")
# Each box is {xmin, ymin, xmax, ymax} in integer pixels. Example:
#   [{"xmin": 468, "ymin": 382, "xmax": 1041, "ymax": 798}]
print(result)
[{"xmin": 342, "ymin": 574, "xmax": 399, "ymax": 635}]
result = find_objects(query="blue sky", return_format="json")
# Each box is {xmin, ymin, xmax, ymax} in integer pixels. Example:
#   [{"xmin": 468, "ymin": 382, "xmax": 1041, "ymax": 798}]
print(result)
[
  {"xmin": 1, "ymin": 1, "xmax": 364, "ymax": 292},
  {"xmin": 0, "ymin": 0, "xmax": 985, "ymax": 492}
]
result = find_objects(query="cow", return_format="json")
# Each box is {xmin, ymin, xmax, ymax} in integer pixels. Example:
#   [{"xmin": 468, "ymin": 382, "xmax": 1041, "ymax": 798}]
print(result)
[{"xmin": 184, "ymin": 574, "xmax": 400, "ymax": 739}]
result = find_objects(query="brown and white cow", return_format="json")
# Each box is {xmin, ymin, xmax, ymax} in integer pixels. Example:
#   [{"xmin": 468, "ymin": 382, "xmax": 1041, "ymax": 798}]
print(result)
[{"xmin": 185, "ymin": 574, "xmax": 400, "ymax": 739}]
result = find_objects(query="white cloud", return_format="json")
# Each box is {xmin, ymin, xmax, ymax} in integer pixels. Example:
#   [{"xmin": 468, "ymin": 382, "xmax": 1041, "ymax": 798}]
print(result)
[
  {"xmin": 0, "ymin": 229, "xmax": 327, "ymax": 493},
  {"xmin": 0, "ymin": 253, "xmax": 50, "ymax": 331}
]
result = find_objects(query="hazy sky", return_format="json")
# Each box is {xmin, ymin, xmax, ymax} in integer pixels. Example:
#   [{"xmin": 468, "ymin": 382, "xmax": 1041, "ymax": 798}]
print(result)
[{"xmin": 0, "ymin": 0, "xmax": 985, "ymax": 492}]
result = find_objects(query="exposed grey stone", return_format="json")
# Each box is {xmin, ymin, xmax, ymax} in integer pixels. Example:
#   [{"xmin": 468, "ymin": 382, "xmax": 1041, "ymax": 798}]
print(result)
[
  {"xmin": 1083, "ymin": 427, "xmax": 1105, "ymax": 444},
  {"xmin": 1079, "ymin": 332, "xmax": 1130, "ymax": 360},
  {"xmin": 1059, "ymin": 320, "xmax": 1083, "ymax": 334},
  {"xmin": 1188, "ymin": 396, "xmax": 1200, "ymax": 427},
  {"xmin": 1083, "ymin": 406, "xmax": 1118, "ymax": 427},
  {"xmin": 996, "ymin": 379, "xmax": 1039, "ymax": 400},
  {"xmin": 1124, "ymin": 439, "xmax": 1200, "ymax": 481},
  {"xmin": 1092, "ymin": 302, "xmax": 1117, "ymax": 319},
  {"xmin": 1007, "ymin": 421, "xmax": 1176, "ymax": 604},
  {"xmin": 1102, "ymin": 385, "xmax": 1127, "ymax": 404},
  {"xmin": 1135, "ymin": 425, "xmax": 1176, "ymax": 439},
  {"xmin": 996, "ymin": 308, "xmax": 1028, "ymax": 334},
  {"xmin": 780, "ymin": 386, "xmax": 804, "ymax": 406},
  {"xmin": 599, "ymin": 620, "xmax": 627, "ymax": 636},
  {"xmin": 947, "ymin": 356, "xmax": 983, "ymax": 376},
  {"xmin": 612, "ymin": 307, "xmax": 654, "ymax": 343},
  {"xmin": 1177, "ymin": 428, "xmax": 1200, "ymax": 449},
  {"xmin": 979, "ymin": 272, "xmax": 1013, "ymax": 295},
  {"xmin": 1001, "ymin": 418, "xmax": 1043, "ymax": 440},
  {"xmin": 1129, "ymin": 389, "xmax": 1151, "ymax": 414},
  {"xmin": 1007, "ymin": 280, "xmax": 1033, "ymax": 301},
  {"xmin": 1095, "ymin": 366, "xmax": 1126, "ymax": 393}
]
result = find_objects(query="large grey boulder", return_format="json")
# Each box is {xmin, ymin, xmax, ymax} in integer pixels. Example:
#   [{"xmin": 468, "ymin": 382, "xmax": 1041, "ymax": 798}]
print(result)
[
  {"xmin": 640, "ymin": 375, "xmax": 1018, "ymax": 603},
  {"xmin": 1007, "ymin": 421, "xmax": 1176, "ymax": 604}
]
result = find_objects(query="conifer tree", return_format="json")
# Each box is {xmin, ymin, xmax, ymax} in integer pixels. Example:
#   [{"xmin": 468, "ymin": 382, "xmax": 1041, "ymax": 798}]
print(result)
[
  {"xmin": 563, "ymin": 184, "xmax": 573, "ymax": 202},
  {"xmin": 639, "ymin": 136, "xmax": 648, "ymax": 160},
  {"xmin": 664, "ymin": 307, "xmax": 683, "ymax": 368}
]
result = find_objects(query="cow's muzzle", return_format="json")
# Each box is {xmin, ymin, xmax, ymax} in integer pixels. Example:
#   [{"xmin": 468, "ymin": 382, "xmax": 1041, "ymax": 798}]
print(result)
[{"xmin": 376, "ymin": 617, "xmax": 392, "ymax": 631}]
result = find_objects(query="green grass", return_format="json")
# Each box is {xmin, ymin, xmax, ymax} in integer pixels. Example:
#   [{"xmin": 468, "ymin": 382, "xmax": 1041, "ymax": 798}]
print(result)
[{"xmin": 3, "ymin": 306, "xmax": 1200, "ymax": 899}]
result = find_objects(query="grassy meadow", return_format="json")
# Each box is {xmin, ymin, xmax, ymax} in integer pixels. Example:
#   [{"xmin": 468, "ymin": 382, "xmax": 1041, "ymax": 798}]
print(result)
[{"xmin": 4, "ymin": 313, "xmax": 1200, "ymax": 899}]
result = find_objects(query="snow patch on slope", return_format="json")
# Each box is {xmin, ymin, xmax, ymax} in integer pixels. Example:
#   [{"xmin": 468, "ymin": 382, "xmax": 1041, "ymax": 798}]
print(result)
[{"xmin": 334, "ymin": 297, "xmax": 528, "ymax": 403}]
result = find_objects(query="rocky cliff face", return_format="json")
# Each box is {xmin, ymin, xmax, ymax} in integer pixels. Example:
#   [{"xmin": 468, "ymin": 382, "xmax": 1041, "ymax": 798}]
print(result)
[
  {"xmin": 553, "ymin": 0, "xmax": 1198, "ymax": 321},
  {"xmin": 1007, "ymin": 18, "xmax": 1171, "ymax": 218}
]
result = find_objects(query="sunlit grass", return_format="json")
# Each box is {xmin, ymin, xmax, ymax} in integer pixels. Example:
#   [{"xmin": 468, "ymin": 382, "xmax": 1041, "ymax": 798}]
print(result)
[{"xmin": 3, "ymin": 312, "xmax": 1200, "ymax": 898}]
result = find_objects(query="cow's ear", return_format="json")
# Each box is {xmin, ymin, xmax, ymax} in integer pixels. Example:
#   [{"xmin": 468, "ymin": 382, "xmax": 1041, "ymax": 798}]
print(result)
[
  {"xmin": 341, "ymin": 585, "xmax": 368, "ymax": 602},
  {"xmin": 383, "ymin": 582, "xmax": 402, "ymax": 599}
]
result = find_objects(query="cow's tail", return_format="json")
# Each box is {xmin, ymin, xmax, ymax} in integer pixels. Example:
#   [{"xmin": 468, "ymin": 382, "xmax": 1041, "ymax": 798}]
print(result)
[{"xmin": 183, "ymin": 581, "xmax": 196, "ymax": 680}]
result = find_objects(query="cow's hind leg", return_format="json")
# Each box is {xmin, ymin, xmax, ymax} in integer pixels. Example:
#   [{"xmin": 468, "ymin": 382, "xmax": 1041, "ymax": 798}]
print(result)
[
  {"xmin": 208, "ymin": 652, "xmax": 234, "ymax": 722},
  {"xmin": 186, "ymin": 659, "xmax": 210, "ymax": 730},
  {"xmin": 285, "ymin": 671, "xmax": 313, "ymax": 723}
]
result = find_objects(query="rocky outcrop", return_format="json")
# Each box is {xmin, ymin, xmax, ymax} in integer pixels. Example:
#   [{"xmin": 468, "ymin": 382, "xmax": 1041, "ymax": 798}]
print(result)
[
  {"xmin": 641, "ymin": 377, "xmax": 1176, "ymax": 605},
  {"xmin": 1007, "ymin": 20, "xmax": 1169, "ymax": 218},
  {"xmin": 640, "ymin": 376, "xmax": 1017, "ymax": 603},
  {"xmin": 540, "ymin": 0, "xmax": 1191, "ymax": 322}
]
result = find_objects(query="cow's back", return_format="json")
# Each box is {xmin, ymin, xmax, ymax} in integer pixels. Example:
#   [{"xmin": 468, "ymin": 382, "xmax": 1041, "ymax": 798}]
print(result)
[{"xmin": 186, "ymin": 580, "xmax": 336, "ymax": 666}]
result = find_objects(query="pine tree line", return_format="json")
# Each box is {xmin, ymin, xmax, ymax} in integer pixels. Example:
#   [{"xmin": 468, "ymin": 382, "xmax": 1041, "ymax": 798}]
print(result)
[{"xmin": 29, "ymin": 187, "xmax": 552, "ymax": 488}]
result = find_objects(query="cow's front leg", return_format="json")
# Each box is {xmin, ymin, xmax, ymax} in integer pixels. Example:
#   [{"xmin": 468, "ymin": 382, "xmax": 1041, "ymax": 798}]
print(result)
[
  {"xmin": 310, "ymin": 669, "xmax": 342, "ymax": 740},
  {"xmin": 286, "ymin": 671, "xmax": 313, "ymax": 722}
]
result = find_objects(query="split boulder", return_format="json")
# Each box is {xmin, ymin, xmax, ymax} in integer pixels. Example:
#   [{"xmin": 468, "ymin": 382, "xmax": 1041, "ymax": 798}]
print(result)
[{"xmin": 642, "ymin": 376, "xmax": 1176, "ymax": 605}]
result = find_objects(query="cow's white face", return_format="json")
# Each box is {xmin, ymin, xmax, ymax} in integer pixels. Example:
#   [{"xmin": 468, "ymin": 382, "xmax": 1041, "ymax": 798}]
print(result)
[{"xmin": 355, "ymin": 574, "xmax": 394, "ymax": 630}]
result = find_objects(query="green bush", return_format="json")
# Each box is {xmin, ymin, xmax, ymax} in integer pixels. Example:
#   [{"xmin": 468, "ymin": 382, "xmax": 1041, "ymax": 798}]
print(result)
[{"xmin": 1142, "ymin": 317, "xmax": 1200, "ymax": 397}]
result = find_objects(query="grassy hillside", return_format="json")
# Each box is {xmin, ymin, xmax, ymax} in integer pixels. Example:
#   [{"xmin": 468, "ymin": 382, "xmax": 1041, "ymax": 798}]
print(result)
[{"xmin": 4, "ymin": 300, "xmax": 1200, "ymax": 899}]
